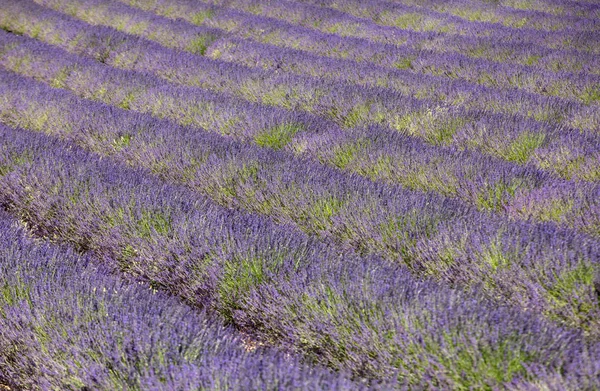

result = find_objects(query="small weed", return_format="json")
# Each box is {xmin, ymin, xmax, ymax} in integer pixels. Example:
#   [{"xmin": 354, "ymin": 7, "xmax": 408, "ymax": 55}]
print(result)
[
  {"xmin": 112, "ymin": 134, "xmax": 131, "ymax": 151},
  {"xmin": 394, "ymin": 13, "xmax": 423, "ymax": 29},
  {"xmin": 191, "ymin": 10, "xmax": 215, "ymax": 25},
  {"xmin": 503, "ymin": 132, "xmax": 546, "ymax": 164},
  {"xmin": 254, "ymin": 123, "xmax": 303, "ymax": 150},
  {"xmin": 186, "ymin": 34, "xmax": 215, "ymax": 55},
  {"xmin": 476, "ymin": 178, "xmax": 527, "ymax": 211},
  {"xmin": 394, "ymin": 57, "xmax": 414, "ymax": 70},
  {"xmin": 580, "ymin": 86, "xmax": 600, "ymax": 105},
  {"xmin": 343, "ymin": 103, "xmax": 371, "ymax": 128},
  {"xmin": 524, "ymin": 55, "xmax": 541, "ymax": 66},
  {"xmin": 117, "ymin": 91, "xmax": 137, "ymax": 110},
  {"xmin": 136, "ymin": 209, "xmax": 172, "ymax": 239}
]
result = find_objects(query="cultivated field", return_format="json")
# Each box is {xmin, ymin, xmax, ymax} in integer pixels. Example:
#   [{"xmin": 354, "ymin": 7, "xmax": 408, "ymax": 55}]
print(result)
[{"xmin": 0, "ymin": 0, "xmax": 599, "ymax": 389}]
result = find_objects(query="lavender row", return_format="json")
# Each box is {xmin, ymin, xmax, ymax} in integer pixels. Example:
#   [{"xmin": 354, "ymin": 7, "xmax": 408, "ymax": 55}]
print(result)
[
  {"xmin": 198, "ymin": 0, "xmax": 600, "ymax": 72},
  {"xmin": 383, "ymin": 0, "xmax": 598, "ymax": 30},
  {"xmin": 36, "ymin": 0, "xmax": 600, "ymax": 133},
  {"xmin": 39, "ymin": 0, "xmax": 224, "ymax": 55},
  {"xmin": 1, "ymin": 66, "xmax": 600, "ymax": 337},
  {"xmin": 1, "ymin": 123, "xmax": 599, "ymax": 388},
  {"xmin": 2, "ymin": 30, "xmax": 599, "ymax": 240},
  {"xmin": 104, "ymin": 0, "xmax": 600, "ymax": 103},
  {"xmin": 392, "ymin": 0, "xmax": 600, "ymax": 22},
  {"xmin": 2, "ymin": 6, "xmax": 599, "ymax": 185},
  {"xmin": 499, "ymin": 0, "xmax": 600, "ymax": 17},
  {"xmin": 0, "ymin": 210, "xmax": 359, "ymax": 390},
  {"xmin": 203, "ymin": 37, "xmax": 599, "ymax": 134},
  {"xmin": 295, "ymin": 0, "xmax": 600, "ymax": 50}
]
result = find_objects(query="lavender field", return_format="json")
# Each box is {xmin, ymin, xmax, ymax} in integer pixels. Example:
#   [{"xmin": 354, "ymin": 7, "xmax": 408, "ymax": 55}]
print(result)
[{"xmin": 0, "ymin": 0, "xmax": 598, "ymax": 389}]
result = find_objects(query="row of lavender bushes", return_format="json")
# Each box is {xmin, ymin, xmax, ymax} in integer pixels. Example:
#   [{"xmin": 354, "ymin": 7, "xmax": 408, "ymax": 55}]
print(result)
[
  {"xmin": 1, "ymin": 1, "xmax": 600, "ymax": 327},
  {"xmin": 1, "ymin": 30, "xmax": 599, "ymax": 233},
  {"xmin": 281, "ymin": 0, "xmax": 600, "ymax": 44},
  {"xmin": 28, "ymin": 0, "xmax": 600, "ymax": 133},
  {"xmin": 40, "ymin": 0, "xmax": 600, "ymax": 74},
  {"xmin": 2, "ymin": 0, "xmax": 598, "ymax": 185}
]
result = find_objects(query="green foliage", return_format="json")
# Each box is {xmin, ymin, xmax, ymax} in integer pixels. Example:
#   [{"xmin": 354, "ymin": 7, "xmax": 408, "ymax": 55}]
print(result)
[
  {"xmin": 524, "ymin": 55, "xmax": 541, "ymax": 66},
  {"xmin": 50, "ymin": 66, "xmax": 71, "ymax": 88},
  {"xmin": 440, "ymin": 334, "xmax": 530, "ymax": 388},
  {"xmin": 547, "ymin": 263, "xmax": 597, "ymax": 324},
  {"xmin": 186, "ymin": 34, "xmax": 214, "ymax": 55},
  {"xmin": 393, "ymin": 13, "xmax": 423, "ymax": 29},
  {"xmin": 103, "ymin": 200, "xmax": 172, "ymax": 239},
  {"xmin": 481, "ymin": 240, "xmax": 511, "ymax": 272},
  {"xmin": 254, "ymin": 123, "xmax": 303, "ymax": 150},
  {"xmin": 306, "ymin": 196, "xmax": 344, "ymax": 232},
  {"xmin": 136, "ymin": 209, "xmax": 172, "ymax": 239},
  {"xmin": 537, "ymin": 198, "xmax": 574, "ymax": 222},
  {"xmin": 129, "ymin": 21, "xmax": 148, "ymax": 35},
  {"xmin": 190, "ymin": 10, "xmax": 215, "ymax": 25},
  {"xmin": 361, "ymin": 155, "xmax": 394, "ymax": 180},
  {"xmin": 399, "ymin": 330, "xmax": 531, "ymax": 389},
  {"xmin": 112, "ymin": 134, "xmax": 131, "ymax": 151},
  {"xmin": 247, "ymin": 84, "xmax": 295, "ymax": 109},
  {"xmin": 580, "ymin": 86, "xmax": 600, "ymax": 105},
  {"xmin": 475, "ymin": 178, "xmax": 527, "ymax": 211},
  {"xmin": 343, "ymin": 103, "xmax": 371, "ymax": 128},
  {"xmin": 394, "ymin": 109, "xmax": 464, "ymax": 145},
  {"xmin": 23, "ymin": 104, "xmax": 50, "ymax": 132},
  {"xmin": 121, "ymin": 244, "xmax": 137, "ymax": 260},
  {"xmin": 0, "ymin": 275, "xmax": 32, "ymax": 309},
  {"xmin": 67, "ymin": 181, "xmax": 90, "ymax": 206},
  {"xmin": 379, "ymin": 210, "xmax": 439, "ymax": 265},
  {"xmin": 0, "ymin": 150, "xmax": 32, "ymax": 177},
  {"xmin": 219, "ymin": 254, "xmax": 283, "ymax": 322},
  {"xmin": 331, "ymin": 143, "xmax": 358, "ymax": 169},
  {"xmin": 394, "ymin": 57, "xmax": 414, "ymax": 70},
  {"xmin": 503, "ymin": 132, "xmax": 546, "ymax": 164},
  {"xmin": 117, "ymin": 91, "xmax": 137, "ymax": 110},
  {"xmin": 215, "ymin": 162, "xmax": 261, "ymax": 202},
  {"xmin": 330, "ymin": 139, "xmax": 370, "ymax": 169}
]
